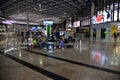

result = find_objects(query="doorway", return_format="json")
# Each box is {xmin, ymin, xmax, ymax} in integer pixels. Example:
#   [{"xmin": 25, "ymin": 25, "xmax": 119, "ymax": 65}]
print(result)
[
  {"xmin": 93, "ymin": 28, "xmax": 96, "ymax": 38},
  {"xmin": 101, "ymin": 28, "xmax": 106, "ymax": 39}
]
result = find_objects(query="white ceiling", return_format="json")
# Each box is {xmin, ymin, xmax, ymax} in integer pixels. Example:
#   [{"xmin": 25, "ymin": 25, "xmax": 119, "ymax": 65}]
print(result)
[{"xmin": 0, "ymin": 0, "xmax": 92, "ymax": 24}]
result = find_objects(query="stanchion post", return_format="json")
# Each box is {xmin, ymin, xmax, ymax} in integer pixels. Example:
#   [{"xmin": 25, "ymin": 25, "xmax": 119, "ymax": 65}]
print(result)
[{"xmin": 79, "ymin": 40, "xmax": 82, "ymax": 52}]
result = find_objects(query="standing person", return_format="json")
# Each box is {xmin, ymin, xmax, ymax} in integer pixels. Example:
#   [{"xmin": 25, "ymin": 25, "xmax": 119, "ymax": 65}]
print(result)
[
  {"xmin": 51, "ymin": 34, "xmax": 55, "ymax": 42},
  {"xmin": 51, "ymin": 34, "xmax": 56, "ymax": 49},
  {"xmin": 24, "ymin": 31, "xmax": 27, "ymax": 43},
  {"xmin": 47, "ymin": 34, "xmax": 52, "ymax": 42},
  {"xmin": 59, "ymin": 35, "xmax": 64, "ymax": 49},
  {"xmin": 113, "ymin": 32, "xmax": 117, "ymax": 42},
  {"xmin": 28, "ymin": 35, "xmax": 33, "ymax": 50},
  {"xmin": 55, "ymin": 30, "xmax": 60, "ymax": 42},
  {"xmin": 26, "ymin": 30, "xmax": 30, "ymax": 43},
  {"xmin": 21, "ymin": 31, "xmax": 24, "ymax": 43},
  {"xmin": 65, "ymin": 30, "xmax": 70, "ymax": 43},
  {"xmin": 69, "ymin": 31, "xmax": 72, "ymax": 42},
  {"xmin": 39, "ymin": 34, "xmax": 47, "ymax": 49}
]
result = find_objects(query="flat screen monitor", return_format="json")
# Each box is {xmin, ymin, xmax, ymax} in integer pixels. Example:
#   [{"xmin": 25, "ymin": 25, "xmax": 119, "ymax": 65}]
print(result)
[
  {"xmin": 73, "ymin": 21, "xmax": 80, "ymax": 27},
  {"xmin": 43, "ymin": 21, "xmax": 54, "ymax": 25}
]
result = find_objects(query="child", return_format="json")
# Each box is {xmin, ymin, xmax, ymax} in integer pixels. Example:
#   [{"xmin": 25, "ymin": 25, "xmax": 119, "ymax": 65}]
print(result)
[{"xmin": 28, "ymin": 35, "xmax": 33, "ymax": 50}]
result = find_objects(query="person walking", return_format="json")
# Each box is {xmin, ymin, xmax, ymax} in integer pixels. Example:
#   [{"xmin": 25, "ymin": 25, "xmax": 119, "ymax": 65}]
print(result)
[{"xmin": 113, "ymin": 32, "xmax": 117, "ymax": 42}]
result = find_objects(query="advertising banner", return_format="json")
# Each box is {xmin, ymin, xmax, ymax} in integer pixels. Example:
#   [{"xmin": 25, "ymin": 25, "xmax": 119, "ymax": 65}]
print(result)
[{"xmin": 46, "ymin": 25, "xmax": 51, "ymax": 36}]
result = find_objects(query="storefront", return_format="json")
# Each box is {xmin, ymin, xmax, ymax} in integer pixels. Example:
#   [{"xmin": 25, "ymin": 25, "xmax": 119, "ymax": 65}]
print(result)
[
  {"xmin": 74, "ymin": 17, "xmax": 90, "ymax": 40},
  {"xmin": 78, "ymin": 26, "xmax": 90, "ymax": 39},
  {"xmin": 91, "ymin": 22, "xmax": 120, "ymax": 42}
]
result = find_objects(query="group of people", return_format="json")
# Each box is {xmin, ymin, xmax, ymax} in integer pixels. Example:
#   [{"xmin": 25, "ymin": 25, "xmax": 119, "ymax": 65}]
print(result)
[
  {"xmin": 21, "ymin": 30, "xmax": 43, "ymax": 43},
  {"xmin": 38, "ymin": 34, "xmax": 65, "ymax": 50},
  {"xmin": 21, "ymin": 29, "xmax": 75, "ymax": 50},
  {"xmin": 27, "ymin": 33, "xmax": 65, "ymax": 50}
]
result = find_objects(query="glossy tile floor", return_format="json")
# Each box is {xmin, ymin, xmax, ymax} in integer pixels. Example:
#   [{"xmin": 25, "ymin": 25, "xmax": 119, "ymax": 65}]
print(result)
[
  {"xmin": 32, "ymin": 41, "xmax": 120, "ymax": 71},
  {"xmin": 0, "ymin": 35, "xmax": 120, "ymax": 80},
  {"xmin": 0, "ymin": 54, "xmax": 53, "ymax": 80}
]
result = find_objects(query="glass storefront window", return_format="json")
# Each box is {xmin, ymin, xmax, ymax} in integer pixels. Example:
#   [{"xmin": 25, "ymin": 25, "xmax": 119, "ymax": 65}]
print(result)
[
  {"xmin": 110, "ymin": 3, "xmax": 114, "ymax": 10},
  {"xmin": 111, "ymin": 11, "xmax": 114, "ymax": 21},
  {"xmin": 114, "ymin": 3, "xmax": 118, "ymax": 10},
  {"xmin": 81, "ymin": 19, "xmax": 90, "ymax": 26},
  {"xmin": 114, "ymin": 10, "xmax": 118, "ymax": 21},
  {"xmin": 119, "ymin": 9, "xmax": 120, "ymax": 21}
]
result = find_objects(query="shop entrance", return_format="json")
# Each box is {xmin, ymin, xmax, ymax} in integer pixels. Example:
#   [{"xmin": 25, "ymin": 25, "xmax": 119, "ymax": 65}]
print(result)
[
  {"xmin": 93, "ymin": 28, "xmax": 96, "ymax": 38},
  {"xmin": 101, "ymin": 28, "xmax": 106, "ymax": 39}
]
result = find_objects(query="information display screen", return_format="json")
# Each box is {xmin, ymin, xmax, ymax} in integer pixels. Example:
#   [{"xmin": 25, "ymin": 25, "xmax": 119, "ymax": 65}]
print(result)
[
  {"xmin": 73, "ymin": 21, "xmax": 80, "ymax": 27},
  {"xmin": 43, "ymin": 21, "xmax": 53, "ymax": 25}
]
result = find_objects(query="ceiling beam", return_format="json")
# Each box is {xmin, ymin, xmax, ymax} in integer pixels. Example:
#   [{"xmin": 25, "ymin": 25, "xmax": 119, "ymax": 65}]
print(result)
[
  {"xmin": 0, "ymin": 0, "xmax": 16, "ymax": 9},
  {"xmin": 77, "ymin": 0, "xmax": 91, "ymax": 10},
  {"xmin": 66, "ymin": 0, "xmax": 82, "ymax": 10}
]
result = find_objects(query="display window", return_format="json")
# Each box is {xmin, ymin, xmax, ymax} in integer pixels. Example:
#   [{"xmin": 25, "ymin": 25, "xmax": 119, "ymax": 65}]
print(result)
[
  {"xmin": 91, "ymin": 2, "xmax": 120, "ymax": 24},
  {"xmin": 91, "ymin": 10, "xmax": 111, "ymax": 24},
  {"xmin": 114, "ymin": 10, "xmax": 118, "ymax": 21},
  {"xmin": 96, "ymin": 14, "xmax": 102, "ymax": 23},
  {"xmin": 119, "ymin": 9, "xmax": 120, "ymax": 21},
  {"xmin": 81, "ymin": 19, "xmax": 90, "ymax": 26}
]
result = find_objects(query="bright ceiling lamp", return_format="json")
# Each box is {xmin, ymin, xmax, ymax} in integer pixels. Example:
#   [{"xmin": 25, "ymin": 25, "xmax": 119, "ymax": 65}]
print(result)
[{"xmin": 2, "ymin": 20, "xmax": 16, "ymax": 25}]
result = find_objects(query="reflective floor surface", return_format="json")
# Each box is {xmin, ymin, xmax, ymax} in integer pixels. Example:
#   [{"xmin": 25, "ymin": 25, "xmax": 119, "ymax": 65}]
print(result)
[
  {"xmin": 0, "ymin": 34, "xmax": 120, "ymax": 80},
  {"xmin": 0, "ymin": 54, "xmax": 53, "ymax": 80},
  {"xmin": 32, "ymin": 41, "xmax": 120, "ymax": 72}
]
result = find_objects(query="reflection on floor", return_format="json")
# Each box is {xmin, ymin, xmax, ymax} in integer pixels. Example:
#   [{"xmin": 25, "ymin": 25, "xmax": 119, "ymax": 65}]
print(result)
[
  {"xmin": 31, "ymin": 41, "xmax": 120, "ymax": 72},
  {"xmin": 0, "ymin": 55, "xmax": 53, "ymax": 80},
  {"xmin": 0, "ymin": 35, "xmax": 120, "ymax": 80}
]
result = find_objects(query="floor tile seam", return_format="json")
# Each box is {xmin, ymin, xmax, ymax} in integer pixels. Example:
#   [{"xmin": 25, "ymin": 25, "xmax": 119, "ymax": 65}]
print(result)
[
  {"xmin": 0, "ymin": 53, "xmax": 69, "ymax": 80},
  {"xmin": 29, "ymin": 50, "xmax": 120, "ymax": 75}
]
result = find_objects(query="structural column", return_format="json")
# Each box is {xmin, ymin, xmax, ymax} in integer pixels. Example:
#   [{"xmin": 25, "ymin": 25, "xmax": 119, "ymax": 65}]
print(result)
[
  {"xmin": 118, "ymin": 0, "xmax": 119, "ymax": 21},
  {"xmin": 90, "ymin": 2, "xmax": 95, "ymax": 40},
  {"xmin": 91, "ymin": 2, "xmax": 95, "ymax": 17},
  {"xmin": 26, "ymin": 12, "xmax": 29, "ymax": 43},
  {"xmin": 27, "ymin": 12, "xmax": 29, "ymax": 31}
]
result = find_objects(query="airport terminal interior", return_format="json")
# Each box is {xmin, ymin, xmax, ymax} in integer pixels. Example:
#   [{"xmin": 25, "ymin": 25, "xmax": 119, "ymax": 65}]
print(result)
[{"xmin": 0, "ymin": 0, "xmax": 120, "ymax": 80}]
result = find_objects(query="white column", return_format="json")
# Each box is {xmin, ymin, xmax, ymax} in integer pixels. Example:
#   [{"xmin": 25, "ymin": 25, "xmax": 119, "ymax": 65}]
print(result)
[
  {"xmin": 79, "ymin": 40, "xmax": 82, "ymax": 52},
  {"xmin": 91, "ymin": 2, "xmax": 95, "ymax": 17},
  {"xmin": 27, "ymin": 12, "xmax": 29, "ymax": 30}
]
